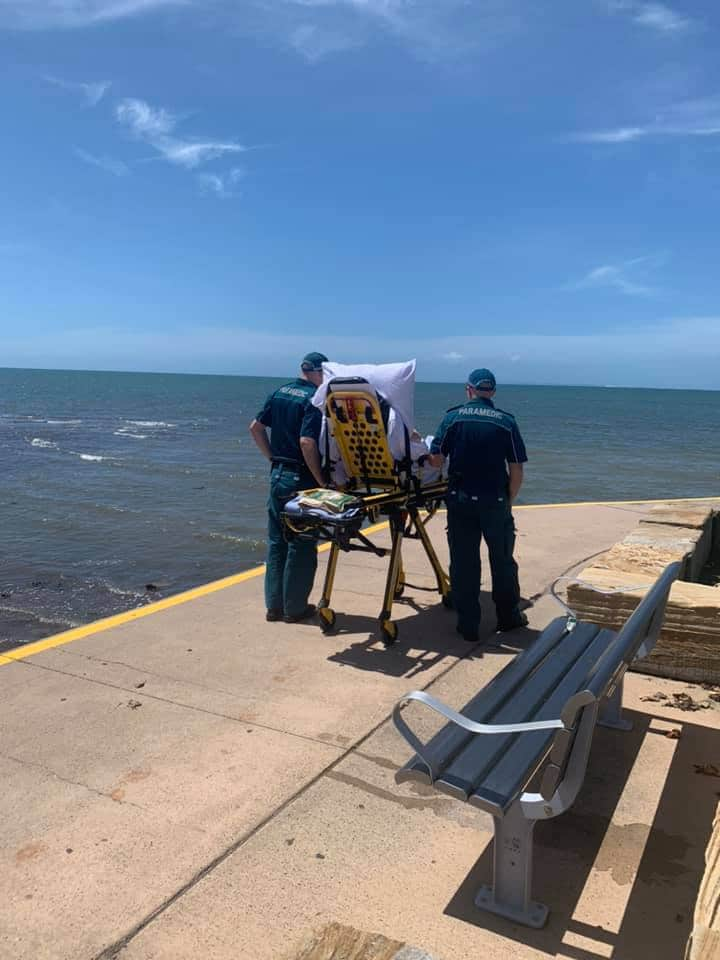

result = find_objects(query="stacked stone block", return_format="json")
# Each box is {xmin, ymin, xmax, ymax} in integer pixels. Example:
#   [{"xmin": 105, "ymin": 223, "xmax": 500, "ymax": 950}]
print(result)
[{"xmin": 567, "ymin": 502, "xmax": 720, "ymax": 683}]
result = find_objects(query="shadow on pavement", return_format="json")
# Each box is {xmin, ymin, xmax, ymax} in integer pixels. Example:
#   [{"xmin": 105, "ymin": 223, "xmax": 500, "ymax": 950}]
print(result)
[
  {"xmin": 443, "ymin": 711, "xmax": 720, "ymax": 959},
  {"xmin": 325, "ymin": 590, "xmax": 539, "ymax": 680}
]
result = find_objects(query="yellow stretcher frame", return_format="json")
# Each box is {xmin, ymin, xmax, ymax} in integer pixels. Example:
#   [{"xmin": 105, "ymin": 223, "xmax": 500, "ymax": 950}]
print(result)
[{"xmin": 283, "ymin": 380, "xmax": 450, "ymax": 646}]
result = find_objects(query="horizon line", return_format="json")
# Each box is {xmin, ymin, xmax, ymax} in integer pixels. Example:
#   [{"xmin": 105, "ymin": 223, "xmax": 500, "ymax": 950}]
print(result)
[{"xmin": 0, "ymin": 365, "xmax": 718, "ymax": 393}]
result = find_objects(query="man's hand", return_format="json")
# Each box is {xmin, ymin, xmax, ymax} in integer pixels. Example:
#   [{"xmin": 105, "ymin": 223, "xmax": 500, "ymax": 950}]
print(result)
[
  {"xmin": 249, "ymin": 419, "xmax": 272, "ymax": 461},
  {"xmin": 508, "ymin": 462, "xmax": 524, "ymax": 503},
  {"xmin": 428, "ymin": 453, "xmax": 444, "ymax": 470},
  {"xmin": 300, "ymin": 436, "xmax": 325, "ymax": 488}
]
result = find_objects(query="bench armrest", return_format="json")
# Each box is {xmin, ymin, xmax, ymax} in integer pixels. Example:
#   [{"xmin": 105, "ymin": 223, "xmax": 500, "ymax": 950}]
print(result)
[{"xmin": 393, "ymin": 690, "xmax": 564, "ymax": 781}]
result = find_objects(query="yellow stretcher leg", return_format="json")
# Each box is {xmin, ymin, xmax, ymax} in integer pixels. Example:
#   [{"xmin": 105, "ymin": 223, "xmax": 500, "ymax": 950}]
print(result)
[
  {"xmin": 410, "ymin": 505, "xmax": 451, "ymax": 605},
  {"xmin": 395, "ymin": 550, "xmax": 406, "ymax": 599},
  {"xmin": 318, "ymin": 541, "xmax": 340, "ymax": 633},
  {"xmin": 378, "ymin": 511, "xmax": 404, "ymax": 646}
]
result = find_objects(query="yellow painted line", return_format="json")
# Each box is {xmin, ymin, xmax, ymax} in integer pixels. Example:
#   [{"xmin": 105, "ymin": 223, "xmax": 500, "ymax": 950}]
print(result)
[
  {"xmin": 514, "ymin": 495, "xmax": 718, "ymax": 510},
  {"xmin": 0, "ymin": 565, "xmax": 267, "ymax": 664},
  {"xmin": 0, "ymin": 517, "xmax": 395, "ymax": 665},
  {"xmin": 1, "ymin": 494, "xmax": 716, "ymax": 665}
]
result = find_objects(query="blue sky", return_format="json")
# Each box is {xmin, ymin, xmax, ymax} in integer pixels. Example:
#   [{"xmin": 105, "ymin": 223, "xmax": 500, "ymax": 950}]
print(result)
[{"xmin": 1, "ymin": 0, "xmax": 719, "ymax": 387}]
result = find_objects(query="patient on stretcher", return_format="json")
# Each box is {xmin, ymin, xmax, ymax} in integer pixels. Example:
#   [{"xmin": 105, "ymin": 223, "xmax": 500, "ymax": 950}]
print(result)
[{"xmin": 312, "ymin": 360, "xmax": 445, "ymax": 490}]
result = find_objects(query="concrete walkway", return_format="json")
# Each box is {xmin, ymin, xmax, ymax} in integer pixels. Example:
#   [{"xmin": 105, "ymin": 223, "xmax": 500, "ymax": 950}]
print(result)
[{"xmin": 2, "ymin": 502, "xmax": 719, "ymax": 960}]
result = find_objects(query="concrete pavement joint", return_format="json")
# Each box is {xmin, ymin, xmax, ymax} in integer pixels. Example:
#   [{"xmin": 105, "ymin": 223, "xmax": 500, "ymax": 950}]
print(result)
[
  {"xmin": 1, "ymin": 752, "xmax": 149, "ymax": 812},
  {"xmin": 54, "ymin": 648, "xmax": 258, "ymax": 700},
  {"xmin": 91, "ymin": 637, "xmax": 484, "ymax": 959},
  {"xmin": 8, "ymin": 656, "xmax": 348, "ymax": 753}
]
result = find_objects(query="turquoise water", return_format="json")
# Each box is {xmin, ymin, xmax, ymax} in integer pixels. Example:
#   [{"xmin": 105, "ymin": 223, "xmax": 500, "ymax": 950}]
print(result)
[{"xmin": 1, "ymin": 367, "xmax": 718, "ymax": 646}]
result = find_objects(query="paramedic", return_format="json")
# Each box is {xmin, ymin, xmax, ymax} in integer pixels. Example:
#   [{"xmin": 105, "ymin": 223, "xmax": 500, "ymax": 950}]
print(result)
[
  {"xmin": 249, "ymin": 352, "xmax": 327, "ymax": 623},
  {"xmin": 429, "ymin": 368, "xmax": 528, "ymax": 643}
]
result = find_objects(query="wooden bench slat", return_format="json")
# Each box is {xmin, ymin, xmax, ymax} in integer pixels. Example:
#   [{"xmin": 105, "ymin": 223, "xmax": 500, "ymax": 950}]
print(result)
[
  {"xmin": 434, "ymin": 622, "xmax": 602, "ymax": 802},
  {"xmin": 470, "ymin": 628, "xmax": 617, "ymax": 815},
  {"xmin": 395, "ymin": 617, "xmax": 571, "ymax": 787}
]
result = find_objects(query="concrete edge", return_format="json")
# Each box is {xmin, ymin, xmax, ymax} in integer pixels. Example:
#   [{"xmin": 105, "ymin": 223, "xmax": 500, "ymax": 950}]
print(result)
[{"xmin": 2, "ymin": 496, "xmax": 717, "ymax": 665}]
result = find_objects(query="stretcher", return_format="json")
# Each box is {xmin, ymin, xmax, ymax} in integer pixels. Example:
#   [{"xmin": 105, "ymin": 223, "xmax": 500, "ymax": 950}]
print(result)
[{"xmin": 282, "ymin": 375, "xmax": 450, "ymax": 646}]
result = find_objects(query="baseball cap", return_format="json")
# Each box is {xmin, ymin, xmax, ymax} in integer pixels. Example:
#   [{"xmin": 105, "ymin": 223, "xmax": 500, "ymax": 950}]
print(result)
[
  {"xmin": 467, "ymin": 368, "xmax": 496, "ymax": 390},
  {"xmin": 301, "ymin": 351, "xmax": 328, "ymax": 372}
]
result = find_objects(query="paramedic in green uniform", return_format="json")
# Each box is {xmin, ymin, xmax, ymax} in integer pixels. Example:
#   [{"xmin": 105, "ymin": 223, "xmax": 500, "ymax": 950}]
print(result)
[
  {"xmin": 429, "ymin": 368, "xmax": 528, "ymax": 644},
  {"xmin": 249, "ymin": 352, "xmax": 327, "ymax": 623}
]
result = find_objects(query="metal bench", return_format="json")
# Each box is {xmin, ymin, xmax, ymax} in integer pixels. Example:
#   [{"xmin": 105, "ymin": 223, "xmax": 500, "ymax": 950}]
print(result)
[{"xmin": 393, "ymin": 562, "xmax": 680, "ymax": 929}]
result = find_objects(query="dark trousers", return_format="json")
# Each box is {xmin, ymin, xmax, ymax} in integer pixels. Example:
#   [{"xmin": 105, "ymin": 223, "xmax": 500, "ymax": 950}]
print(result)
[
  {"xmin": 446, "ymin": 490, "xmax": 521, "ymax": 633},
  {"xmin": 265, "ymin": 464, "xmax": 318, "ymax": 618}
]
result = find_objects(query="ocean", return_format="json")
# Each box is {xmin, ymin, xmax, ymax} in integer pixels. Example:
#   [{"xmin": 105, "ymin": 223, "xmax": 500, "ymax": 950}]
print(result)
[{"xmin": 1, "ymin": 367, "xmax": 718, "ymax": 648}]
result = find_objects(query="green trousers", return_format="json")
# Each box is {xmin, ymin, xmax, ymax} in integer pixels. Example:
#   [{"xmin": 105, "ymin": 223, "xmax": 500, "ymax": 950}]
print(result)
[
  {"xmin": 446, "ymin": 490, "xmax": 521, "ymax": 634},
  {"xmin": 265, "ymin": 464, "xmax": 318, "ymax": 618}
]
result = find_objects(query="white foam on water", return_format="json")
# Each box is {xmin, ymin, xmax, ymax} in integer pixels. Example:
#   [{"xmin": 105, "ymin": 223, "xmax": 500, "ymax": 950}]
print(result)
[
  {"xmin": 114, "ymin": 429, "xmax": 148, "ymax": 439},
  {"xmin": 73, "ymin": 452, "xmax": 107, "ymax": 462},
  {"xmin": 125, "ymin": 420, "xmax": 176, "ymax": 428},
  {"xmin": 30, "ymin": 438, "xmax": 58, "ymax": 449},
  {"xmin": 102, "ymin": 582, "xmax": 146, "ymax": 599},
  {"xmin": 46, "ymin": 419, "xmax": 82, "ymax": 425},
  {"xmin": 204, "ymin": 531, "xmax": 263, "ymax": 548}
]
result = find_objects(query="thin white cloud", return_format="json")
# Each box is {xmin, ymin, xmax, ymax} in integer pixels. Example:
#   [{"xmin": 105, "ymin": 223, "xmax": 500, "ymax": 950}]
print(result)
[
  {"xmin": 3, "ymin": 0, "xmax": 183, "ymax": 29},
  {"xmin": 5, "ymin": 0, "xmax": 528, "ymax": 62},
  {"xmin": 441, "ymin": 351, "xmax": 464, "ymax": 362},
  {"xmin": 634, "ymin": 3, "xmax": 691, "ymax": 32},
  {"xmin": 116, "ymin": 98, "xmax": 174, "ymax": 138},
  {"xmin": 197, "ymin": 167, "xmax": 244, "ymax": 198},
  {"xmin": 116, "ymin": 98, "xmax": 246, "ymax": 170},
  {"xmin": 572, "ymin": 96, "xmax": 720, "ymax": 144},
  {"xmin": 45, "ymin": 75, "xmax": 110, "ymax": 106},
  {"xmin": 243, "ymin": 0, "xmax": 527, "ymax": 63},
  {"xmin": 74, "ymin": 148, "xmax": 129, "ymax": 177},
  {"xmin": 606, "ymin": 1, "xmax": 695, "ymax": 34},
  {"xmin": 6, "ymin": 317, "xmax": 719, "ymax": 388},
  {"xmin": 575, "ymin": 127, "xmax": 647, "ymax": 143},
  {"xmin": 289, "ymin": 23, "xmax": 360, "ymax": 61},
  {"xmin": 567, "ymin": 255, "xmax": 663, "ymax": 297}
]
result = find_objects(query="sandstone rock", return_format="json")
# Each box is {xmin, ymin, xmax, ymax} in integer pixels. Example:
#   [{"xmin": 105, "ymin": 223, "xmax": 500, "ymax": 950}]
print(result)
[
  {"xmin": 593, "ymin": 542, "xmax": 691, "ymax": 578},
  {"xmin": 686, "ymin": 803, "xmax": 720, "ymax": 960},
  {"xmin": 289, "ymin": 922, "xmax": 437, "ymax": 960},
  {"xmin": 591, "ymin": 514, "xmax": 713, "ymax": 581},
  {"xmin": 624, "ymin": 522, "xmax": 712, "ymax": 580},
  {"xmin": 567, "ymin": 567, "xmax": 720, "ymax": 683},
  {"xmin": 641, "ymin": 505, "xmax": 715, "ymax": 530}
]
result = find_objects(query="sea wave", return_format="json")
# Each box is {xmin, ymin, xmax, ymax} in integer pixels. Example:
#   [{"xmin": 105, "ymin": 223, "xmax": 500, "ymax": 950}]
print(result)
[
  {"xmin": 46, "ymin": 419, "xmax": 82, "ymax": 425},
  {"xmin": 0, "ymin": 602, "xmax": 77, "ymax": 630},
  {"xmin": 30, "ymin": 438, "xmax": 58, "ymax": 449},
  {"xmin": 196, "ymin": 531, "xmax": 263, "ymax": 548},
  {"xmin": 114, "ymin": 429, "xmax": 148, "ymax": 439},
  {"xmin": 102, "ymin": 582, "xmax": 147, "ymax": 600},
  {"xmin": 71, "ymin": 452, "xmax": 108, "ymax": 462},
  {"xmin": 125, "ymin": 420, "xmax": 176, "ymax": 428}
]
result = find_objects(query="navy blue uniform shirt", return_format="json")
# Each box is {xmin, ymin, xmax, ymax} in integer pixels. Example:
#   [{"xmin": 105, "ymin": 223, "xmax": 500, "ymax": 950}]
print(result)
[
  {"xmin": 256, "ymin": 379, "xmax": 322, "ymax": 469},
  {"xmin": 431, "ymin": 397, "xmax": 527, "ymax": 498}
]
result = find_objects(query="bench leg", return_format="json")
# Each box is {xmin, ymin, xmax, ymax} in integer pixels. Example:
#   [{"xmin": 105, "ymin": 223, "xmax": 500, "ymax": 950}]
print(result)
[
  {"xmin": 598, "ymin": 675, "xmax": 632, "ymax": 731},
  {"xmin": 475, "ymin": 801, "xmax": 549, "ymax": 929}
]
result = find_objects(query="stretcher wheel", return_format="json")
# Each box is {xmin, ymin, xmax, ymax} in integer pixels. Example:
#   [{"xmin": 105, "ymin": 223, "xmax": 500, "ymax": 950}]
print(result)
[
  {"xmin": 318, "ymin": 607, "xmax": 336, "ymax": 633},
  {"xmin": 381, "ymin": 620, "xmax": 398, "ymax": 647},
  {"xmin": 442, "ymin": 594, "xmax": 453, "ymax": 609}
]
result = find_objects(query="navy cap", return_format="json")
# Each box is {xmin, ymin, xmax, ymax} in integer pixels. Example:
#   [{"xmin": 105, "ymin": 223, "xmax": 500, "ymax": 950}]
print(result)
[
  {"xmin": 467, "ymin": 368, "xmax": 496, "ymax": 390},
  {"xmin": 301, "ymin": 351, "xmax": 328, "ymax": 372}
]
